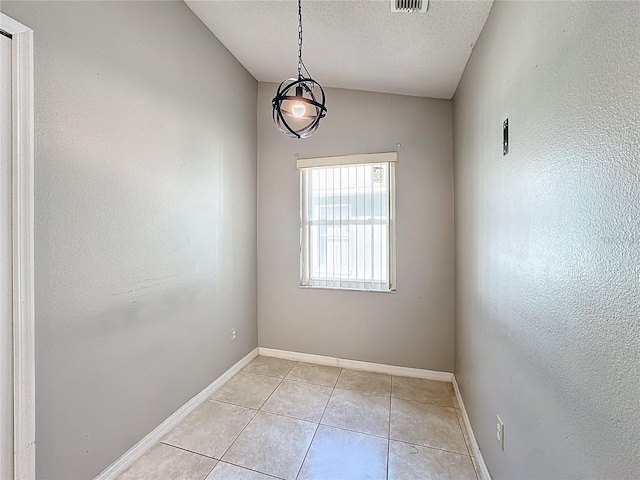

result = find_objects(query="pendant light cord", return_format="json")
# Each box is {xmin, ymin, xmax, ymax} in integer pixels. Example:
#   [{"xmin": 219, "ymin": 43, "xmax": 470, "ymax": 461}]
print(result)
[
  {"xmin": 297, "ymin": 0, "xmax": 312, "ymax": 80},
  {"xmin": 297, "ymin": 0, "xmax": 303, "ymax": 79}
]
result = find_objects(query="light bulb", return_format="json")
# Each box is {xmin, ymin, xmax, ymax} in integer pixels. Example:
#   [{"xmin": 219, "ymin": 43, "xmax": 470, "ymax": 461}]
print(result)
[{"xmin": 291, "ymin": 102, "xmax": 306, "ymax": 118}]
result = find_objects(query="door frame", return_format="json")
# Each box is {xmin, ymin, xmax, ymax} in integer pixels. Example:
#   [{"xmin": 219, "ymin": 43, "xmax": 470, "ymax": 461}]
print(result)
[{"xmin": 0, "ymin": 13, "xmax": 35, "ymax": 480}]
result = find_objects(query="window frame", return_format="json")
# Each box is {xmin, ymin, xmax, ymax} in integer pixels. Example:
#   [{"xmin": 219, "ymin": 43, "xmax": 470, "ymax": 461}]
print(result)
[{"xmin": 298, "ymin": 152, "xmax": 397, "ymax": 293}]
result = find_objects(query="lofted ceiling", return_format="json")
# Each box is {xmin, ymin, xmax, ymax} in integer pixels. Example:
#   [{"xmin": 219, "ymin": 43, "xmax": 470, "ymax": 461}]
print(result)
[{"xmin": 185, "ymin": 0, "xmax": 493, "ymax": 99}]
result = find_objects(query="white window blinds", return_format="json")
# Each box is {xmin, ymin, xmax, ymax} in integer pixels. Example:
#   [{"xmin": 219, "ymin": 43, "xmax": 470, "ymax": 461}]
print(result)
[{"xmin": 299, "ymin": 152, "xmax": 396, "ymax": 292}]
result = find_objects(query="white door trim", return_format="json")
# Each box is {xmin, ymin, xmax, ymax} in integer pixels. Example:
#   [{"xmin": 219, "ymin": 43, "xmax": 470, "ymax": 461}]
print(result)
[{"xmin": 0, "ymin": 13, "xmax": 35, "ymax": 480}]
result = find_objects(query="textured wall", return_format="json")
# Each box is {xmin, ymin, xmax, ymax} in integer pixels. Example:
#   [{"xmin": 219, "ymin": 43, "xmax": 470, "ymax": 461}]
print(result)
[
  {"xmin": 453, "ymin": 1, "xmax": 640, "ymax": 478},
  {"xmin": 258, "ymin": 83, "xmax": 455, "ymax": 372},
  {"xmin": 0, "ymin": 2, "xmax": 257, "ymax": 479}
]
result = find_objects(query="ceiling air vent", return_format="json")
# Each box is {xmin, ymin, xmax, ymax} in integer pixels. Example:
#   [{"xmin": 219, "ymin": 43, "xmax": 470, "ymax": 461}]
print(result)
[{"xmin": 391, "ymin": 0, "xmax": 429, "ymax": 13}]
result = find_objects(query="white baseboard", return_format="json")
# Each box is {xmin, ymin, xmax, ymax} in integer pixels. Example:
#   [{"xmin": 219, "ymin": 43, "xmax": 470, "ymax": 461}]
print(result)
[
  {"xmin": 452, "ymin": 375, "xmax": 491, "ymax": 480},
  {"xmin": 94, "ymin": 347, "xmax": 259, "ymax": 480},
  {"xmin": 258, "ymin": 347, "xmax": 453, "ymax": 383}
]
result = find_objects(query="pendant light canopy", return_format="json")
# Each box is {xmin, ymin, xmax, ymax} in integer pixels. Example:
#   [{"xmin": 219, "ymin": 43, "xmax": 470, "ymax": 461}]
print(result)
[{"xmin": 272, "ymin": 0, "xmax": 327, "ymax": 139}]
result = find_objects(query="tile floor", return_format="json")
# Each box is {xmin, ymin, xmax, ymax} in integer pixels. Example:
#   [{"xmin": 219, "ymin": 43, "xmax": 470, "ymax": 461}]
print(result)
[{"xmin": 118, "ymin": 356, "xmax": 480, "ymax": 480}]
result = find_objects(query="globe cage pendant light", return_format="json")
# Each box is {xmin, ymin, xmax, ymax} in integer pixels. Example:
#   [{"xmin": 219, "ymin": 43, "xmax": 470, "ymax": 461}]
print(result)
[{"xmin": 272, "ymin": 0, "xmax": 327, "ymax": 139}]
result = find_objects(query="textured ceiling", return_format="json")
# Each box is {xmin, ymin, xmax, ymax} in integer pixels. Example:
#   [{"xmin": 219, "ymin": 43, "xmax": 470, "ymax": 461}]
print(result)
[{"xmin": 185, "ymin": 0, "xmax": 493, "ymax": 99}]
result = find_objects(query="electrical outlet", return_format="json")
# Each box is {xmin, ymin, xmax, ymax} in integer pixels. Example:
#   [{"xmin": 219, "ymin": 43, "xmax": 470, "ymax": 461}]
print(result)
[
  {"xmin": 496, "ymin": 415, "xmax": 505, "ymax": 451},
  {"xmin": 230, "ymin": 327, "xmax": 236, "ymax": 343}
]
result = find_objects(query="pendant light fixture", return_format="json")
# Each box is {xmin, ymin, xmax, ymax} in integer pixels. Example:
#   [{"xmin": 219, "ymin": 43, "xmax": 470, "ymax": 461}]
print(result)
[{"xmin": 272, "ymin": 0, "xmax": 327, "ymax": 139}]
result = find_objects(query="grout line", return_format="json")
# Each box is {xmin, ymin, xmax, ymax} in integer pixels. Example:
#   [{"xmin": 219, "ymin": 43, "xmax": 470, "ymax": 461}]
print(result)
[
  {"xmin": 215, "ymin": 460, "xmax": 284, "ymax": 479},
  {"xmin": 211, "ymin": 404, "xmax": 260, "ymax": 463},
  {"xmin": 256, "ymin": 374, "xmax": 286, "ymax": 410},
  {"xmin": 216, "ymin": 366, "xmax": 290, "ymax": 463},
  {"xmin": 319, "ymin": 368, "xmax": 342, "ymax": 427},
  {"xmin": 279, "ymin": 376, "xmax": 340, "ymax": 389},
  {"xmin": 202, "ymin": 460, "xmax": 216, "ymax": 480},
  {"xmin": 283, "ymin": 360, "xmax": 297, "ymax": 377},
  {"xmin": 253, "ymin": 409, "xmax": 318, "ymax": 427},
  {"xmin": 293, "ymin": 421, "xmax": 319, "ymax": 480},
  {"xmin": 391, "ymin": 395, "xmax": 457, "ymax": 410},
  {"xmin": 204, "ymin": 464, "xmax": 216, "ymax": 479},
  {"xmin": 206, "ymin": 398, "xmax": 260, "ymax": 411},
  {"xmin": 388, "ymin": 437, "xmax": 472, "ymax": 458},
  {"xmin": 294, "ymin": 366, "xmax": 342, "ymax": 479},
  {"xmin": 259, "ymin": 407, "xmax": 327, "ymax": 425},
  {"xmin": 157, "ymin": 442, "xmax": 218, "ymax": 461},
  {"xmin": 331, "ymin": 385, "xmax": 391, "ymax": 399},
  {"xmin": 238, "ymin": 370, "xmax": 290, "ymax": 380},
  {"xmin": 197, "ymin": 365, "xmax": 297, "ymax": 480},
  {"xmin": 314, "ymin": 423, "xmax": 389, "ymax": 442}
]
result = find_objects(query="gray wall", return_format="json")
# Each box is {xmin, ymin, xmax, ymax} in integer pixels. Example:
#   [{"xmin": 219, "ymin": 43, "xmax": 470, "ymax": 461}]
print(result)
[
  {"xmin": 453, "ymin": 1, "xmax": 640, "ymax": 478},
  {"xmin": 0, "ymin": 2, "xmax": 258, "ymax": 478},
  {"xmin": 258, "ymin": 83, "xmax": 454, "ymax": 372}
]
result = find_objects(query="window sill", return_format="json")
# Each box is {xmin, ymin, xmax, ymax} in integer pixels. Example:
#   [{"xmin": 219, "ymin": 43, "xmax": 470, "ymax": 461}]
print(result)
[{"xmin": 299, "ymin": 285, "xmax": 396, "ymax": 294}]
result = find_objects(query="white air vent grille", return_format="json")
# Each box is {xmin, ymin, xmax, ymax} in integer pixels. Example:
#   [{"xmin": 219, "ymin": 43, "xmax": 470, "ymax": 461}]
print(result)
[{"xmin": 391, "ymin": 0, "xmax": 429, "ymax": 13}]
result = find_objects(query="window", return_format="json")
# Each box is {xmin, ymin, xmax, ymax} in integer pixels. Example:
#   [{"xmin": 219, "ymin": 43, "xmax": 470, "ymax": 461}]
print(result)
[{"xmin": 298, "ymin": 152, "xmax": 396, "ymax": 292}]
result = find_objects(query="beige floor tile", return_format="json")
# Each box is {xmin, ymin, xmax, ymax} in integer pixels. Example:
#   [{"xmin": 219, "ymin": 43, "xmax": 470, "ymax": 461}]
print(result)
[
  {"xmin": 335, "ymin": 369, "xmax": 391, "ymax": 397},
  {"xmin": 285, "ymin": 362, "xmax": 341, "ymax": 387},
  {"xmin": 210, "ymin": 372, "xmax": 281, "ymax": 409},
  {"xmin": 242, "ymin": 356, "xmax": 296, "ymax": 378},
  {"xmin": 261, "ymin": 380, "xmax": 332, "ymax": 422},
  {"xmin": 390, "ymin": 398, "xmax": 468, "ymax": 455},
  {"xmin": 297, "ymin": 425, "xmax": 388, "ymax": 480},
  {"xmin": 388, "ymin": 440, "xmax": 476, "ymax": 480},
  {"xmin": 205, "ymin": 461, "xmax": 279, "ymax": 480},
  {"xmin": 162, "ymin": 400, "xmax": 256, "ymax": 459},
  {"xmin": 222, "ymin": 411, "xmax": 316, "ymax": 480},
  {"xmin": 392, "ymin": 376, "xmax": 454, "ymax": 407},
  {"xmin": 320, "ymin": 388, "xmax": 390, "ymax": 438},
  {"xmin": 118, "ymin": 443, "xmax": 216, "ymax": 480}
]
